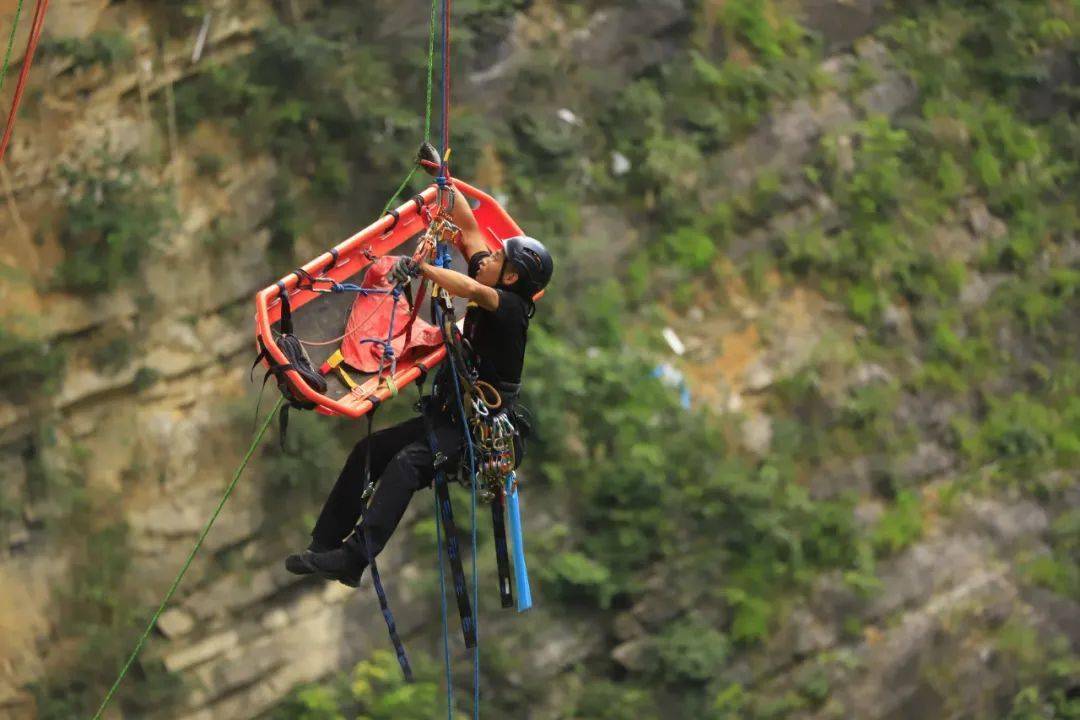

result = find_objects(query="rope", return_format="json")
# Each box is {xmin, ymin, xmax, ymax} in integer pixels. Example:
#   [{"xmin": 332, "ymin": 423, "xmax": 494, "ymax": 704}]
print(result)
[
  {"xmin": 435, "ymin": 486, "xmax": 454, "ymax": 720},
  {"xmin": 0, "ymin": 0, "xmax": 49, "ymax": 164},
  {"xmin": 296, "ymin": 290, "xmax": 396, "ymax": 348},
  {"xmin": 434, "ymin": 0, "xmax": 468, "ymax": 709},
  {"xmin": 0, "ymin": 0, "xmax": 25, "ymax": 97},
  {"xmin": 441, "ymin": 0, "xmax": 451, "ymax": 159},
  {"xmin": 359, "ymin": 409, "xmax": 413, "ymax": 680},
  {"xmin": 91, "ymin": 397, "xmax": 284, "ymax": 720},
  {"xmin": 445, "ymin": 321, "xmax": 481, "ymax": 720},
  {"xmin": 425, "ymin": 0, "xmax": 437, "ymax": 141},
  {"xmin": 376, "ymin": 0, "xmax": 440, "ymax": 217}
]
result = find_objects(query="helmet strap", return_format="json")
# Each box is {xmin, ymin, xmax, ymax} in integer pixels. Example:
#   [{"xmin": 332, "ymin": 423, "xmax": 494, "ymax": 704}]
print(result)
[{"xmin": 495, "ymin": 256, "xmax": 511, "ymax": 289}]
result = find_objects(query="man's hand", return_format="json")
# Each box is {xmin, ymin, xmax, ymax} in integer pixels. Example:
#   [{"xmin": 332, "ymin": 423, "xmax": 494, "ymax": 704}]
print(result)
[{"xmin": 389, "ymin": 256, "xmax": 421, "ymax": 286}]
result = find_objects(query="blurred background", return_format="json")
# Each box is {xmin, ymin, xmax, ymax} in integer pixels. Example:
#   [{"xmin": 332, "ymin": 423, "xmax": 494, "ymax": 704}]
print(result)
[{"xmin": 0, "ymin": 0, "xmax": 1077, "ymax": 718}]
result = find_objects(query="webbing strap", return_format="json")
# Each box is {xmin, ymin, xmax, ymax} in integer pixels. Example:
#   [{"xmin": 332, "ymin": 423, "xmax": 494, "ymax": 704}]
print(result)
[
  {"xmin": 491, "ymin": 492, "xmax": 513, "ymax": 609},
  {"xmin": 422, "ymin": 398, "xmax": 477, "ymax": 648},
  {"xmin": 275, "ymin": 282, "xmax": 293, "ymax": 334},
  {"xmin": 358, "ymin": 410, "xmax": 414, "ymax": 680}
]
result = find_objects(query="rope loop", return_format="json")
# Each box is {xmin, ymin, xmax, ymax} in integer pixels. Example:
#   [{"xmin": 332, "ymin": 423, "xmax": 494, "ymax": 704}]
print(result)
[{"xmin": 473, "ymin": 380, "xmax": 502, "ymax": 410}]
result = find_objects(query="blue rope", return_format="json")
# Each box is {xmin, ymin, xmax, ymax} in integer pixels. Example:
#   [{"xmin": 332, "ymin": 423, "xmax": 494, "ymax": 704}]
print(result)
[
  {"xmin": 432, "ymin": 238, "xmax": 459, "ymax": 719},
  {"xmin": 435, "ymin": 490, "xmax": 454, "ymax": 720},
  {"xmin": 433, "ymin": 231, "xmax": 480, "ymax": 718},
  {"xmin": 329, "ymin": 282, "xmax": 393, "ymax": 295},
  {"xmin": 431, "ymin": 232, "xmax": 481, "ymax": 719},
  {"xmin": 445, "ymin": 342, "xmax": 480, "ymax": 719}
]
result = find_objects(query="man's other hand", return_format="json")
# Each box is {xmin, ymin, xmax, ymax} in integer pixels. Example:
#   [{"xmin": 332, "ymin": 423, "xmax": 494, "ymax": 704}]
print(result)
[{"xmin": 389, "ymin": 256, "xmax": 421, "ymax": 286}]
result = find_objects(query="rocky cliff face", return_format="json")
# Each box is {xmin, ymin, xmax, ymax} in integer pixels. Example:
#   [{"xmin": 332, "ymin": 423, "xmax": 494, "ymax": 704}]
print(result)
[{"xmin": 1, "ymin": 1, "xmax": 1077, "ymax": 719}]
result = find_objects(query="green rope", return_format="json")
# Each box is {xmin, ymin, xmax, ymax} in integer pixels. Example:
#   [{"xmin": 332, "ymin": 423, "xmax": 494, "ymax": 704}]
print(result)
[
  {"xmin": 0, "ymin": 0, "xmax": 25, "ymax": 96},
  {"xmin": 380, "ymin": 165, "xmax": 419, "ymax": 217},
  {"xmin": 378, "ymin": 0, "xmax": 439, "ymax": 217},
  {"xmin": 90, "ymin": 397, "xmax": 284, "ymax": 720},
  {"xmin": 424, "ymin": 0, "xmax": 437, "ymax": 141},
  {"xmin": 93, "ymin": 6, "xmax": 444, "ymax": 713}
]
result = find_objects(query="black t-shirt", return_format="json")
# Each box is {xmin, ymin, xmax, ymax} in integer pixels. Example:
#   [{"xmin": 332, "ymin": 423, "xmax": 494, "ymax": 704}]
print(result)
[{"xmin": 462, "ymin": 288, "xmax": 529, "ymax": 386}]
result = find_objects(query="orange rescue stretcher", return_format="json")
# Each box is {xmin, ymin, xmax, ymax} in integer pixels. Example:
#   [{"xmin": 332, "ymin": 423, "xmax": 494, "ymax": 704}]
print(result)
[{"xmin": 253, "ymin": 179, "xmax": 522, "ymax": 419}]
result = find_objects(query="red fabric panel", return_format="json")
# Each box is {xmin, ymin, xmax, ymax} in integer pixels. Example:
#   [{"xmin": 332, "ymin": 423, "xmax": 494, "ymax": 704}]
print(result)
[{"xmin": 340, "ymin": 256, "xmax": 443, "ymax": 372}]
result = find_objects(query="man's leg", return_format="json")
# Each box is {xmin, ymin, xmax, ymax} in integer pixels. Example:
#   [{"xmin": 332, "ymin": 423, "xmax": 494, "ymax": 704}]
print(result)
[
  {"xmin": 306, "ymin": 412, "xmax": 464, "ymax": 584},
  {"xmin": 308, "ymin": 415, "xmax": 427, "ymax": 549}
]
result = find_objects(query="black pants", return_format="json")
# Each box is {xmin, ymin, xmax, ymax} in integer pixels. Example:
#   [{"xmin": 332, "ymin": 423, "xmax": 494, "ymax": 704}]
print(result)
[{"xmin": 308, "ymin": 407, "xmax": 523, "ymax": 569}]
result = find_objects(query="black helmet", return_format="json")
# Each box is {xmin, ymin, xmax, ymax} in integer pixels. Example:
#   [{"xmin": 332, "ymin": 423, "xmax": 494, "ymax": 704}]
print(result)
[{"xmin": 503, "ymin": 235, "xmax": 553, "ymax": 295}]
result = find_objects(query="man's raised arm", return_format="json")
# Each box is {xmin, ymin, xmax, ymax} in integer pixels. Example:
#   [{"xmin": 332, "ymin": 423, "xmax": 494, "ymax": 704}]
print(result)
[
  {"xmin": 447, "ymin": 185, "xmax": 491, "ymax": 260},
  {"xmin": 417, "ymin": 143, "xmax": 490, "ymax": 260}
]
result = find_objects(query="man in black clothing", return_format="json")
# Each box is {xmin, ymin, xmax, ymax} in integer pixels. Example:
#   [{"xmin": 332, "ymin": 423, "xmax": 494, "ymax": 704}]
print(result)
[{"xmin": 285, "ymin": 184, "xmax": 553, "ymax": 586}]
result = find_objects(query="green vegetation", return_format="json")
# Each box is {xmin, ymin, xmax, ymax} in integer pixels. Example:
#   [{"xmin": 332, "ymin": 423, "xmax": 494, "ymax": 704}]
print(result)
[
  {"xmin": 256, "ymin": 407, "xmax": 352, "ymax": 534},
  {"xmin": 172, "ymin": 16, "xmax": 435, "ymax": 258},
  {"xmin": 30, "ymin": 509, "xmax": 182, "ymax": 717},
  {"xmin": 270, "ymin": 650, "xmax": 444, "ymax": 720},
  {"xmin": 997, "ymin": 620, "xmax": 1080, "ymax": 720},
  {"xmin": 0, "ymin": 323, "xmax": 65, "ymax": 404},
  {"xmin": 41, "ymin": 31, "xmax": 134, "ymax": 69},
  {"xmin": 54, "ymin": 159, "xmax": 173, "ymax": 293},
  {"xmin": 871, "ymin": 490, "xmax": 923, "ymax": 556},
  {"xmin": 18, "ymin": 0, "xmax": 1080, "ymax": 717},
  {"xmin": 258, "ymin": 0, "xmax": 1078, "ymax": 715}
]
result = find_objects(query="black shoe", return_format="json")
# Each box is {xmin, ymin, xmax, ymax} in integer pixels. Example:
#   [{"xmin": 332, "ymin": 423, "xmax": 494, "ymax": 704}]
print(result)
[
  {"xmin": 284, "ymin": 540, "xmax": 336, "ymax": 577},
  {"xmin": 293, "ymin": 547, "xmax": 365, "ymax": 588}
]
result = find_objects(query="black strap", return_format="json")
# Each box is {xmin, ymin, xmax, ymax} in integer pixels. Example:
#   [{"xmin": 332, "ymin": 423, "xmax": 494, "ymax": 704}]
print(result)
[
  {"xmin": 412, "ymin": 194, "xmax": 425, "ymax": 214},
  {"xmin": 492, "ymin": 491, "xmax": 514, "ymax": 609},
  {"xmin": 421, "ymin": 397, "xmax": 477, "ymax": 648},
  {"xmin": 275, "ymin": 282, "xmax": 293, "ymax": 335},
  {"xmin": 384, "ymin": 208, "xmax": 400, "ymax": 231},
  {"xmin": 252, "ymin": 333, "xmax": 326, "ymax": 449},
  {"xmin": 293, "ymin": 268, "xmax": 316, "ymax": 289},
  {"xmin": 357, "ymin": 410, "xmax": 414, "ymax": 681},
  {"xmin": 327, "ymin": 247, "xmax": 339, "ymax": 271}
]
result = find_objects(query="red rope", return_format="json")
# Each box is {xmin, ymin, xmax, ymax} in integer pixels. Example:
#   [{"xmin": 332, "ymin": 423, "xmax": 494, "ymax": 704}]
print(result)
[
  {"xmin": 441, "ymin": 0, "xmax": 451, "ymax": 158},
  {"xmin": 0, "ymin": 0, "xmax": 50, "ymax": 165}
]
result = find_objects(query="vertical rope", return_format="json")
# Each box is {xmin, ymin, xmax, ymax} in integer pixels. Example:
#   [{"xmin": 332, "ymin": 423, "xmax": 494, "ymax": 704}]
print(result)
[
  {"xmin": 0, "ymin": 0, "xmax": 26, "ymax": 97},
  {"xmin": 91, "ymin": 398, "xmax": 284, "ymax": 720},
  {"xmin": 378, "ymin": 0, "xmax": 440, "ymax": 217},
  {"xmin": 435, "ymin": 487, "xmax": 454, "ymax": 720},
  {"xmin": 439, "ymin": 0, "xmax": 480, "ymax": 702},
  {"xmin": 425, "ymin": 0, "xmax": 438, "ymax": 141},
  {"xmin": 444, "ymin": 326, "xmax": 480, "ymax": 720},
  {"xmin": 0, "ymin": 0, "xmax": 49, "ymax": 164},
  {"xmin": 440, "ymin": 0, "xmax": 451, "ymax": 159}
]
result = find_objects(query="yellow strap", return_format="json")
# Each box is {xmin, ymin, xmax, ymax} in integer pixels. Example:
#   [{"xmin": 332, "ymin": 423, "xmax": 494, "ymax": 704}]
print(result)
[
  {"xmin": 325, "ymin": 349, "xmax": 358, "ymax": 389},
  {"xmin": 337, "ymin": 366, "xmax": 358, "ymax": 390},
  {"xmin": 382, "ymin": 375, "xmax": 399, "ymax": 398}
]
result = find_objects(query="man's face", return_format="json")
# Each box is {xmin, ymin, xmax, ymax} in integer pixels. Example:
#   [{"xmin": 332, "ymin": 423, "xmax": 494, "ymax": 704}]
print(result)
[{"xmin": 475, "ymin": 249, "xmax": 518, "ymax": 288}]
